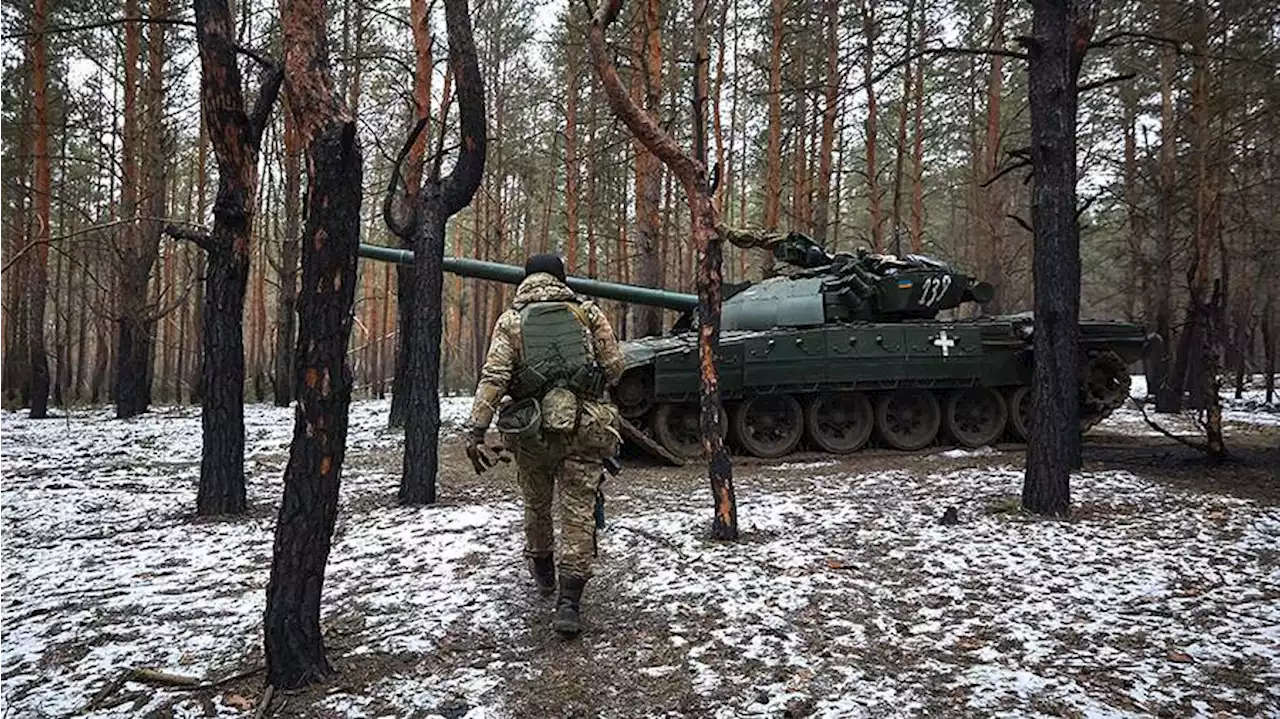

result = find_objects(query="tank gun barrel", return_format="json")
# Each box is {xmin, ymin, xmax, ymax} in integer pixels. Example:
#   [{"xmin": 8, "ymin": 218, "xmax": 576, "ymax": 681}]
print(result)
[{"xmin": 357, "ymin": 243, "xmax": 698, "ymax": 312}]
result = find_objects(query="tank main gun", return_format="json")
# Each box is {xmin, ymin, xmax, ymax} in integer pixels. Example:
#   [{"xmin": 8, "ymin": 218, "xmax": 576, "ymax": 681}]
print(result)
[{"xmin": 357, "ymin": 243, "xmax": 697, "ymax": 312}]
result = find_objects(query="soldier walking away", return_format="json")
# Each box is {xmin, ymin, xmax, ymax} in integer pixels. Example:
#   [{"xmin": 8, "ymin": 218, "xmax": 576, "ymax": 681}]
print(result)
[{"xmin": 462, "ymin": 253, "xmax": 625, "ymax": 637}]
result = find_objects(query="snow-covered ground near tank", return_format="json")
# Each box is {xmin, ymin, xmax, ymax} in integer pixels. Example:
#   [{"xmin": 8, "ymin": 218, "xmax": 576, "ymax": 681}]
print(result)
[
  {"xmin": 2, "ymin": 383, "xmax": 1278, "ymax": 718},
  {"xmin": 1089, "ymin": 374, "xmax": 1280, "ymax": 436}
]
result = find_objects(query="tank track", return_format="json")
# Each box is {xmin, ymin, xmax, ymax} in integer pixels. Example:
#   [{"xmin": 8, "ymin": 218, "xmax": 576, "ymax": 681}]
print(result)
[{"xmin": 624, "ymin": 350, "xmax": 1135, "ymax": 463}]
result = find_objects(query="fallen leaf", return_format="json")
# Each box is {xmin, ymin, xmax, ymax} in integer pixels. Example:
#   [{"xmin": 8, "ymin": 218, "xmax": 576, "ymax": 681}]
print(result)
[
  {"xmin": 1167, "ymin": 649, "xmax": 1194, "ymax": 663},
  {"xmin": 224, "ymin": 693, "xmax": 253, "ymax": 710},
  {"xmin": 825, "ymin": 558, "xmax": 845, "ymax": 569}
]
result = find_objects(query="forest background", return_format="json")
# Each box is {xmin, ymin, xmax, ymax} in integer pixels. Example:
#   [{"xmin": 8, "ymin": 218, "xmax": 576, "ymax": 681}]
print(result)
[{"xmin": 2, "ymin": 0, "xmax": 1276, "ymax": 413}]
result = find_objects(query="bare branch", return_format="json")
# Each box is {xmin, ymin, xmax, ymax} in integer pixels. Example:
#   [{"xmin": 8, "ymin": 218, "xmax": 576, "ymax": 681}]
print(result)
[
  {"xmin": 2, "ymin": 15, "xmax": 194, "ymax": 40},
  {"xmin": 588, "ymin": 0, "xmax": 703, "ymax": 192},
  {"xmin": 873, "ymin": 44, "xmax": 1029, "ymax": 85},
  {"xmin": 248, "ymin": 63, "xmax": 285, "ymax": 147},
  {"xmin": 1007, "ymin": 214, "xmax": 1033, "ymax": 234},
  {"xmin": 440, "ymin": 0, "xmax": 488, "ymax": 217},
  {"xmin": 384, "ymin": 117, "xmax": 428, "ymax": 238},
  {"xmin": 1079, "ymin": 72, "xmax": 1137, "ymax": 94},
  {"xmin": 234, "ymin": 43, "xmax": 275, "ymax": 69},
  {"xmin": 981, "ymin": 158, "xmax": 1033, "ymax": 188},
  {"xmin": 163, "ymin": 223, "xmax": 214, "ymax": 252}
]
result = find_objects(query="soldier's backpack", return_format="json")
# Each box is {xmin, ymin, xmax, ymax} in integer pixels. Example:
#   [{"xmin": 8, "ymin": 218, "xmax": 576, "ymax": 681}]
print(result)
[{"xmin": 509, "ymin": 301, "xmax": 604, "ymax": 434}]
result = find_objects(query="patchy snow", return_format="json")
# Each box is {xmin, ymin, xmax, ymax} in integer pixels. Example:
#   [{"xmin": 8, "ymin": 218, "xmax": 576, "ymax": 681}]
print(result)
[
  {"xmin": 1091, "ymin": 374, "xmax": 1280, "ymax": 436},
  {"xmin": 3, "ymin": 394, "xmax": 1279, "ymax": 717}
]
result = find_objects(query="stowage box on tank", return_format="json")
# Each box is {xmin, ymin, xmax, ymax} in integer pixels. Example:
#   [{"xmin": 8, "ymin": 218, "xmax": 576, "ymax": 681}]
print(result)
[{"xmin": 358, "ymin": 233, "xmax": 1147, "ymax": 462}]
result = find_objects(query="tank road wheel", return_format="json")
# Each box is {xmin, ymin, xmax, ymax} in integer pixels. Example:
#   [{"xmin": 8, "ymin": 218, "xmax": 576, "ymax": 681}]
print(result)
[
  {"xmin": 943, "ymin": 388, "xmax": 1009, "ymax": 448},
  {"xmin": 875, "ymin": 389, "xmax": 942, "ymax": 451},
  {"xmin": 652, "ymin": 402, "xmax": 726, "ymax": 460},
  {"xmin": 1006, "ymin": 386, "xmax": 1031, "ymax": 442},
  {"xmin": 804, "ymin": 392, "xmax": 874, "ymax": 454},
  {"xmin": 732, "ymin": 394, "xmax": 804, "ymax": 459}
]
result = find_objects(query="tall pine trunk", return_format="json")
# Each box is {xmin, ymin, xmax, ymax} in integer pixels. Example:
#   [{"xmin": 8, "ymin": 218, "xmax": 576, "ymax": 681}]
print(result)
[
  {"xmin": 27, "ymin": 0, "xmax": 51, "ymax": 418},
  {"xmin": 1021, "ymin": 0, "xmax": 1094, "ymax": 517}
]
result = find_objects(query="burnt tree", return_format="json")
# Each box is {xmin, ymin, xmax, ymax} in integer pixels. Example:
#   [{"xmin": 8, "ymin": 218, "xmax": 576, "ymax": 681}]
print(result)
[
  {"xmin": 387, "ymin": 0, "xmax": 435, "ymax": 428},
  {"xmin": 1020, "ymin": 0, "xmax": 1098, "ymax": 517},
  {"xmin": 264, "ymin": 0, "xmax": 363, "ymax": 688},
  {"xmin": 385, "ymin": 0, "xmax": 487, "ymax": 506},
  {"xmin": 166, "ymin": 0, "xmax": 282, "ymax": 516},
  {"xmin": 590, "ymin": 0, "xmax": 738, "ymax": 540}
]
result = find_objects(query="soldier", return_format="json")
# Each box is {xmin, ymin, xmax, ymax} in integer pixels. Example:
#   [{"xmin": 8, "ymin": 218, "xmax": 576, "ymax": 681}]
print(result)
[{"xmin": 462, "ymin": 253, "xmax": 626, "ymax": 637}]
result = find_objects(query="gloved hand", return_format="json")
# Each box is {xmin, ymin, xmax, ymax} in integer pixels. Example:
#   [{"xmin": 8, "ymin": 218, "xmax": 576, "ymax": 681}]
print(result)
[{"xmin": 464, "ymin": 426, "xmax": 496, "ymax": 475}]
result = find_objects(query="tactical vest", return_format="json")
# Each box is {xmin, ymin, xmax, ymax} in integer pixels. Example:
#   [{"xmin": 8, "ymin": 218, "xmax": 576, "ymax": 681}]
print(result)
[{"xmin": 511, "ymin": 301, "xmax": 604, "ymax": 401}]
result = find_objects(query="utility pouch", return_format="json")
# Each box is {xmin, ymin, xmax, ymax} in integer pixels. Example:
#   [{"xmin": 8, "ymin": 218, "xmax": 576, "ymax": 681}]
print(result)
[{"xmin": 540, "ymin": 386, "xmax": 580, "ymax": 433}]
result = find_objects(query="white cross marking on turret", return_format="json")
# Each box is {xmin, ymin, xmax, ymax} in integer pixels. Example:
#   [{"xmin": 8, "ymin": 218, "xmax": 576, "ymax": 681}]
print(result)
[{"xmin": 933, "ymin": 330, "xmax": 956, "ymax": 358}]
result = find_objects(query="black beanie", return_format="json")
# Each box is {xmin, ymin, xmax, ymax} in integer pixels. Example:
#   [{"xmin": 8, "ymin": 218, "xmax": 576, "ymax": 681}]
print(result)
[{"xmin": 524, "ymin": 253, "xmax": 566, "ymax": 281}]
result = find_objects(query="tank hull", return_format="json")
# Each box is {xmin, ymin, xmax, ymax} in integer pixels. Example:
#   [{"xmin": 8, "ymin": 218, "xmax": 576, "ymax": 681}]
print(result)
[{"xmin": 614, "ymin": 316, "xmax": 1147, "ymax": 461}]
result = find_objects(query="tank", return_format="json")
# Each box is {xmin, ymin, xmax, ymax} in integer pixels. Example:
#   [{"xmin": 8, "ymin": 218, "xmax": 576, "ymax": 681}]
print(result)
[{"xmin": 357, "ymin": 235, "xmax": 1147, "ymax": 463}]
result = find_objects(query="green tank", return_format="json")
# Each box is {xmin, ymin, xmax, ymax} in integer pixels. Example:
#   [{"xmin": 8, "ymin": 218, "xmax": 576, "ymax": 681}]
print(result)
[{"xmin": 358, "ymin": 235, "xmax": 1147, "ymax": 462}]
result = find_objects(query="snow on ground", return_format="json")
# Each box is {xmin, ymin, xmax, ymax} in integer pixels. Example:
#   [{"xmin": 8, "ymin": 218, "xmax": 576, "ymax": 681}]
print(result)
[
  {"xmin": 1093, "ymin": 374, "xmax": 1280, "ymax": 437},
  {"xmin": 2, "ymin": 388, "xmax": 1278, "ymax": 718}
]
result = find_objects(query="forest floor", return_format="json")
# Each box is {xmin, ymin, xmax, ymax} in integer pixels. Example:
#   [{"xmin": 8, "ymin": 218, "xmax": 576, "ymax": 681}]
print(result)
[{"xmin": 2, "ymin": 378, "xmax": 1278, "ymax": 719}]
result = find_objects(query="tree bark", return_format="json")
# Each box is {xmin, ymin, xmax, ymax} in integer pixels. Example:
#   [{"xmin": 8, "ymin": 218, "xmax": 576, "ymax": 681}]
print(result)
[
  {"xmin": 115, "ymin": 0, "xmax": 145, "ymax": 418},
  {"xmin": 590, "ymin": 0, "xmax": 737, "ymax": 540},
  {"xmin": 632, "ymin": 0, "xmax": 663, "ymax": 338},
  {"xmin": 565, "ymin": 21, "xmax": 580, "ymax": 272},
  {"xmin": 186, "ymin": 0, "xmax": 282, "ymax": 515},
  {"xmin": 1152, "ymin": 0, "xmax": 1178, "ymax": 412},
  {"xmin": 265, "ymin": 0, "xmax": 361, "ymax": 688},
  {"xmin": 763, "ymin": 0, "xmax": 784, "ymax": 274},
  {"xmin": 1021, "ymin": 0, "xmax": 1095, "ymax": 518},
  {"xmin": 814, "ymin": 0, "xmax": 838, "ymax": 244},
  {"xmin": 386, "ymin": 0, "xmax": 487, "ymax": 506},
  {"xmin": 860, "ymin": 0, "xmax": 884, "ymax": 251},
  {"xmin": 981, "ymin": 0, "xmax": 1007, "ymax": 315},
  {"xmin": 27, "ymin": 0, "xmax": 51, "ymax": 418},
  {"xmin": 390, "ymin": 0, "xmax": 436, "ymax": 427},
  {"xmin": 274, "ymin": 99, "xmax": 301, "ymax": 406}
]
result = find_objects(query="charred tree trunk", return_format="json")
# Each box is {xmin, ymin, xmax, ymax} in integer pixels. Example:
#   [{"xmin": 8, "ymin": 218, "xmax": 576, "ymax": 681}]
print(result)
[
  {"xmin": 389, "ymin": 0, "xmax": 436, "ymax": 428},
  {"xmin": 1020, "ymin": 0, "xmax": 1095, "ymax": 517},
  {"xmin": 591, "ymin": 0, "xmax": 737, "ymax": 540},
  {"xmin": 385, "ymin": 0, "xmax": 487, "ymax": 506},
  {"xmin": 178, "ymin": 0, "xmax": 283, "ymax": 515},
  {"xmin": 265, "ymin": 0, "xmax": 361, "ymax": 688},
  {"xmin": 27, "ymin": 0, "xmax": 51, "ymax": 418}
]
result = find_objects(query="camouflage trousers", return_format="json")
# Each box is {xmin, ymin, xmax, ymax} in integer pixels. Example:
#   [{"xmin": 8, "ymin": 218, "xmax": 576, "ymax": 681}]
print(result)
[{"xmin": 515, "ymin": 450, "xmax": 603, "ymax": 579}]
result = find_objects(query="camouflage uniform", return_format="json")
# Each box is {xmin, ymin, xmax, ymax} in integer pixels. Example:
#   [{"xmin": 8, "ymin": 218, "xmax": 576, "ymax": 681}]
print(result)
[
  {"xmin": 717, "ymin": 225, "xmax": 812, "ymax": 277},
  {"xmin": 465, "ymin": 272, "xmax": 625, "ymax": 580}
]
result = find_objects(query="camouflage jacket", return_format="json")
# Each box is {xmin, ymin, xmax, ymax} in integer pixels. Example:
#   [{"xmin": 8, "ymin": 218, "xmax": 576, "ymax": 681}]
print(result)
[{"xmin": 466, "ymin": 273, "xmax": 626, "ymax": 431}]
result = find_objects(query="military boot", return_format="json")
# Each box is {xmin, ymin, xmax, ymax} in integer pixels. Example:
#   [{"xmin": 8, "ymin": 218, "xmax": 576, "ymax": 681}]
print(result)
[
  {"xmin": 529, "ymin": 554, "xmax": 556, "ymax": 596},
  {"xmin": 551, "ymin": 574, "xmax": 587, "ymax": 637}
]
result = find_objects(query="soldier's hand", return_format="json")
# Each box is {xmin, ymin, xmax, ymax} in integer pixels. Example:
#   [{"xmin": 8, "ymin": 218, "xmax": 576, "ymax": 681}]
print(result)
[{"xmin": 464, "ymin": 427, "xmax": 496, "ymax": 475}]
